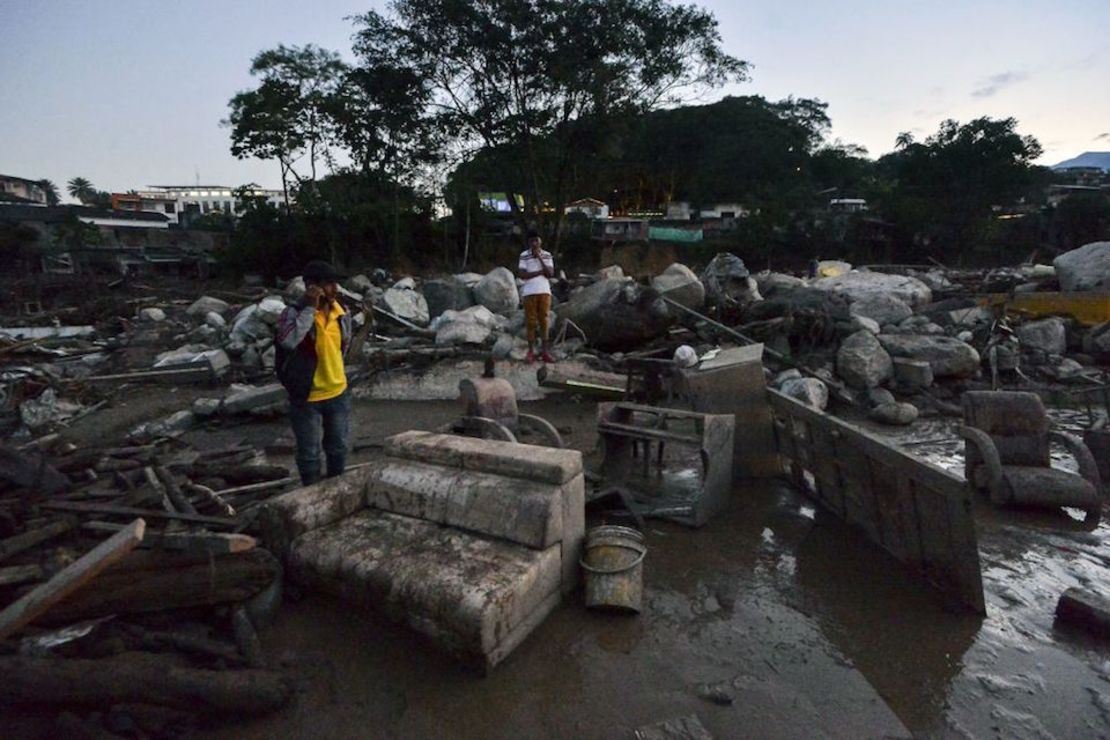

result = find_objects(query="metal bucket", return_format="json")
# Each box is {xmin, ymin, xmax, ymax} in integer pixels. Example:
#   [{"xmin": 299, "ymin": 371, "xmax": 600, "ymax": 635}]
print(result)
[{"xmin": 581, "ymin": 525, "xmax": 646, "ymax": 613}]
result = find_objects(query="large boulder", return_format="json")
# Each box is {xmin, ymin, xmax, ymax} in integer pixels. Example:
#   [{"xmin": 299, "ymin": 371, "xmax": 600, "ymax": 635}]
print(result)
[
  {"xmin": 870, "ymin": 402, "xmax": 919, "ymax": 426},
  {"xmin": 429, "ymin": 305, "xmax": 504, "ymax": 332},
  {"xmin": 284, "ymin": 276, "xmax": 306, "ymax": 302},
  {"xmin": 878, "ymin": 335, "xmax": 980, "ymax": 378},
  {"xmin": 754, "ymin": 271, "xmax": 806, "ymax": 297},
  {"xmin": 435, "ymin": 321, "xmax": 493, "ymax": 346},
  {"xmin": 555, "ymin": 278, "xmax": 673, "ymax": 351},
  {"xmin": 347, "ymin": 274, "xmax": 374, "ymax": 294},
  {"xmin": 474, "ymin": 267, "xmax": 520, "ymax": 316},
  {"xmin": 1053, "ymin": 241, "xmax": 1110, "ymax": 292},
  {"xmin": 382, "ymin": 286, "xmax": 430, "ymax": 326},
  {"xmin": 138, "ymin": 307, "xmax": 166, "ymax": 322},
  {"xmin": 230, "ymin": 304, "xmax": 276, "ymax": 343},
  {"xmin": 849, "ymin": 294, "xmax": 913, "ymax": 326},
  {"xmin": 255, "ymin": 296, "xmax": 288, "ymax": 325},
  {"xmin": 837, "ymin": 330, "xmax": 894, "ymax": 389},
  {"xmin": 701, "ymin": 253, "xmax": 761, "ymax": 307},
  {"xmin": 651, "ymin": 263, "xmax": 705, "ymax": 309},
  {"xmin": 422, "ymin": 277, "xmax": 474, "ymax": 319},
  {"xmin": 811, "ymin": 271, "xmax": 932, "ymax": 309},
  {"xmin": 187, "ymin": 296, "xmax": 229, "ymax": 317},
  {"xmin": 1016, "ymin": 317, "xmax": 1067, "ymax": 356}
]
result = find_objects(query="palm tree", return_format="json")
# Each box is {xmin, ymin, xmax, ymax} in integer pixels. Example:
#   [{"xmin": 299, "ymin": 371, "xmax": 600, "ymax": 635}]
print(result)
[
  {"xmin": 66, "ymin": 177, "xmax": 96, "ymax": 204},
  {"xmin": 37, "ymin": 179, "xmax": 60, "ymax": 206}
]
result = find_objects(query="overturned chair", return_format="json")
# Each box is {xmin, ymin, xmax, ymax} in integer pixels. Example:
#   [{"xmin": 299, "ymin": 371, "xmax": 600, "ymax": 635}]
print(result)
[
  {"xmin": 440, "ymin": 370, "xmax": 563, "ymax": 448},
  {"xmin": 261, "ymin": 431, "xmax": 584, "ymax": 670},
  {"xmin": 960, "ymin": 391, "xmax": 1104, "ymax": 524}
]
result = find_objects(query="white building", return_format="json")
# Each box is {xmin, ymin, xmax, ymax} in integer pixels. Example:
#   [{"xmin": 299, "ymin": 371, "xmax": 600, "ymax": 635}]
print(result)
[
  {"xmin": 0, "ymin": 174, "xmax": 48, "ymax": 205},
  {"xmin": 564, "ymin": 197, "xmax": 609, "ymax": 219},
  {"xmin": 665, "ymin": 201, "xmax": 750, "ymax": 220},
  {"xmin": 113, "ymin": 185, "xmax": 286, "ymax": 226},
  {"xmin": 829, "ymin": 198, "xmax": 868, "ymax": 213}
]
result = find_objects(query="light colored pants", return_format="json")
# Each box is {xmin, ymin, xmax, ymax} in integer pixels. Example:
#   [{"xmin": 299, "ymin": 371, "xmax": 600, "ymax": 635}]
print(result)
[{"xmin": 523, "ymin": 293, "xmax": 551, "ymax": 346}]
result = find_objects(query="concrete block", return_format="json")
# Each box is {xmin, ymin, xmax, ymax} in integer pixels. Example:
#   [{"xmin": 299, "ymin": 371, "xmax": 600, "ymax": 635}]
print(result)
[
  {"xmin": 383, "ymin": 431, "xmax": 582, "ymax": 485},
  {"xmin": 1057, "ymin": 587, "xmax": 1110, "ymax": 638}
]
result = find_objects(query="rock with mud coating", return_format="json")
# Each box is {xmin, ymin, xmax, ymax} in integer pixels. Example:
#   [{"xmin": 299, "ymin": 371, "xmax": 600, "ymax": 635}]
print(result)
[
  {"xmin": 811, "ymin": 271, "xmax": 932, "ymax": 308},
  {"xmin": 878, "ymin": 335, "xmax": 980, "ymax": 379},
  {"xmin": 780, "ymin": 377, "xmax": 829, "ymax": 410},
  {"xmin": 651, "ymin": 263, "xmax": 705, "ymax": 309},
  {"xmin": 892, "ymin": 357, "xmax": 934, "ymax": 389},
  {"xmin": 849, "ymin": 293, "xmax": 913, "ymax": 326},
  {"xmin": 1053, "ymin": 241, "xmax": 1110, "ymax": 292},
  {"xmin": 187, "ymin": 295, "xmax": 230, "ymax": 317},
  {"xmin": 701, "ymin": 253, "xmax": 761, "ymax": 308},
  {"xmin": 1083, "ymin": 323, "xmax": 1110, "ymax": 362},
  {"xmin": 474, "ymin": 267, "xmax": 520, "ymax": 316},
  {"xmin": 139, "ymin": 307, "xmax": 166, "ymax": 322},
  {"xmin": 435, "ymin": 320, "xmax": 492, "ymax": 346},
  {"xmin": 555, "ymin": 278, "xmax": 673, "ymax": 351},
  {"xmin": 870, "ymin": 402, "xmax": 919, "ymax": 426},
  {"xmin": 1017, "ymin": 317, "xmax": 1067, "ymax": 356},
  {"xmin": 837, "ymin": 330, "xmax": 893, "ymax": 389},
  {"xmin": 421, "ymin": 277, "xmax": 474, "ymax": 319},
  {"xmin": 382, "ymin": 286, "xmax": 430, "ymax": 327}
]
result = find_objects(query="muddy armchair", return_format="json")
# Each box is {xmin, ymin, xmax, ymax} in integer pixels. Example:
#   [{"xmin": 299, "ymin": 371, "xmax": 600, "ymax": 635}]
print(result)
[{"xmin": 960, "ymin": 391, "xmax": 1103, "ymax": 524}]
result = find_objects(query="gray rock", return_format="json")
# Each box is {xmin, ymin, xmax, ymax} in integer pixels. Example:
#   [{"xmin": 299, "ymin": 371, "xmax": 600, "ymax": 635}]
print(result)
[
  {"xmin": 454, "ymin": 272, "xmax": 485, "ymax": 288},
  {"xmin": 230, "ymin": 304, "xmax": 275, "ymax": 343},
  {"xmin": 948, "ymin": 306, "xmax": 995, "ymax": 326},
  {"xmin": 491, "ymin": 333, "xmax": 527, "ymax": 359},
  {"xmin": 256, "ymin": 297, "xmax": 287, "ymax": 325},
  {"xmin": 555, "ymin": 278, "xmax": 673, "ymax": 351},
  {"xmin": 129, "ymin": 410, "xmax": 196, "ymax": 443},
  {"xmin": 1054, "ymin": 241, "xmax": 1110, "ymax": 292},
  {"xmin": 892, "ymin": 357, "xmax": 934, "ymax": 389},
  {"xmin": 651, "ymin": 263, "xmax": 705, "ymax": 309},
  {"xmin": 422, "ymin": 278, "xmax": 474, "ymax": 319},
  {"xmin": 702, "ymin": 253, "xmax": 760, "ymax": 307},
  {"xmin": 187, "ymin": 296, "xmax": 229, "ymax": 316},
  {"xmin": 837, "ymin": 330, "xmax": 894, "ymax": 389},
  {"xmin": 429, "ymin": 305, "xmax": 504, "ymax": 332},
  {"xmin": 878, "ymin": 335, "xmax": 981, "ymax": 378},
  {"xmin": 284, "ymin": 276, "xmax": 306, "ymax": 302},
  {"xmin": 474, "ymin": 267, "xmax": 520, "ymax": 315},
  {"xmin": 1082, "ymin": 322, "xmax": 1110, "ymax": 362},
  {"xmin": 382, "ymin": 287, "xmax": 430, "ymax": 326},
  {"xmin": 139, "ymin": 307, "xmax": 166, "ymax": 322},
  {"xmin": 870, "ymin": 402, "xmax": 919, "ymax": 426},
  {"xmin": 205, "ymin": 311, "xmax": 226, "ymax": 329},
  {"xmin": 849, "ymin": 294, "xmax": 912, "ymax": 326},
  {"xmin": 635, "ymin": 714, "xmax": 714, "ymax": 740},
  {"xmin": 435, "ymin": 321, "xmax": 493, "ymax": 346},
  {"xmin": 192, "ymin": 397, "xmax": 221, "ymax": 417},
  {"xmin": 393, "ymin": 276, "xmax": 416, "ymax": 290},
  {"xmin": 222, "ymin": 383, "xmax": 286, "ymax": 415},
  {"xmin": 241, "ymin": 345, "xmax": 262, "ymax": 370},
  {"xmin": 780, "ymin": 377, "xmax": 829, "ymax": 410},
  {"xmin": 595, "ymin": 265, "xmax": 624, "ymax": 280},
  {"xmin": 1017, "ymin": 317, "xmax": 1067, "ymax": 356},
  {"xmin": 771, "ymin": 369, "xmax": 803, "ymax": 387},
  {"xmin": 848, "ymin": 315, "xmax": 881, "ymax": 335},
  {"xmin": 812, "ymin": 271, "xmax": 932, "ymax": 308},
  {"xmin": 866, "ymin": 388, "xmax": 896, "ymax": 408},
  {"xmin": 347, "ymin": 274, "xmax": 374, "ymax": 294},
  {"xmin": 261, "ymin": 345, "xmax": 276, "ymax": 370},
  {"xmin": 754, "ymin": 270, "xmax": 806, "ymax": 297}
]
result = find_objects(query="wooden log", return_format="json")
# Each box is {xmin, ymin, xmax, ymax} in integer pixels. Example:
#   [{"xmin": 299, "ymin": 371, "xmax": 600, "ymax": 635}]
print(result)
[
  {"xmin": 81, "ymin": 521, "xmax": 256, "ymax": 554},
  {"xmin": 40, "ymin": 500, "xmax": 238, "ymax": 527},
  {"xmin": 38, "ymin": 547, "xmax": 279, "ymax": 624},
  {"xmin": 140, "ymin": 629, "xmax": 245, "ymax": 665},
  {"xmin": 0, "ymin": 517, "xmax": 76, "ymax": 563},
  {"xmin": 0, "ymin": 518, "xmax": 145, "ymax": 640},
  {"xmin": 155, "ymin": 466, "xmax": 197, "ymax": 515},
  {"xmin": 232, "ymin": 605, "xmax": 266, "ymax": 668},
  {"xmin": 182, "ymin": 481, "xmax": 236, "ymax": 516},
  {"xmin": 0, "ymin": 652, "xmax": 290, "ymax": 715},
  {"xmin": 0, "ymin": 564, "xmax": 45, "ymax": 586},
  {"xmin": 216, "ymin": 478, "xmax": 295, "ymax": 499}
]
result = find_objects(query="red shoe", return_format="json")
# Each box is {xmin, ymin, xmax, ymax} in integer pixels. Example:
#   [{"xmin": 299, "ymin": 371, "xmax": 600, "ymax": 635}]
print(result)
[
  {"xmin": 540, "ymin": 351, "xmax": 555, "ymax": 363},
  {"xmin": 525, "ymin": 349, "xmax": 536, "ymax": 364}
]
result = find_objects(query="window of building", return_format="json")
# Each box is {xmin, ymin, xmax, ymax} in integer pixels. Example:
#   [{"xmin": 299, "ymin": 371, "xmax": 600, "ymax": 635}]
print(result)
[{"xmin": 164, "ymin": 203, "xmax": 175, "ymax": 214}]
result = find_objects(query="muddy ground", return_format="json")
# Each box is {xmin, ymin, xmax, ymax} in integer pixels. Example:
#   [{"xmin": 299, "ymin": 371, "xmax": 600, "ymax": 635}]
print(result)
[{"xmin": 30, "ymin": 387, "xmax": 1110, "ymax": 738}]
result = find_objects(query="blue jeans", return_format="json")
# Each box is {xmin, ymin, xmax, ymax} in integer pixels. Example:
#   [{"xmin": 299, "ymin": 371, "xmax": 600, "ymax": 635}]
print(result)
[{"xmin": 289, "ymin": 389, "xmax": 351, "ymax": 485}]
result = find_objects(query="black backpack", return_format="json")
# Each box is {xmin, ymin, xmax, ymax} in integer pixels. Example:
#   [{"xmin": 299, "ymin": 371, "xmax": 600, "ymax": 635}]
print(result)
[{"xmin": 274, "ymin": 326, "xmax": 317, "ymax": 403}]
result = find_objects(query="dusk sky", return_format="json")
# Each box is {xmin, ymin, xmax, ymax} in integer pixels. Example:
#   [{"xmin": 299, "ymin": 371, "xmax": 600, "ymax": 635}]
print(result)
[{"xmin": 2, "ymin": 0, "xmax": 1108, "ymax": 200}]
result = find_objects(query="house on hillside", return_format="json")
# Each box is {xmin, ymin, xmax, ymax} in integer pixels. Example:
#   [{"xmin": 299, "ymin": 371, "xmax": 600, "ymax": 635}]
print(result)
[
  {"xmin": 829, "ymin": 198, "xmax": 869, "ymax": 213},
  {"xmin": 115, "ymin": 186, "xmax": 286, "ymax": 227},
  {"xmin": 564, "ymin": 197, "xmax": 609, "ymax": 219},
  {"xmin": 591, "ymin": 217, "xmax": 649, "ymax": 243},
  {"xmin": 0, "ymin": 174, "xmax": 48, "ymax": 205}
]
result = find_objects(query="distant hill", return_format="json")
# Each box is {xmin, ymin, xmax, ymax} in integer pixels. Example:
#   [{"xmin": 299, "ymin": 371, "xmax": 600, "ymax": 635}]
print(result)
[{"xmin": 1052, "ymin": 151, "xmax": 1110, "ymax": 171}]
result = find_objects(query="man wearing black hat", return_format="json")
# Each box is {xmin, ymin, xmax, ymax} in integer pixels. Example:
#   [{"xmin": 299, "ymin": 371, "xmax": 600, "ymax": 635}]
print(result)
[{"xmin": 275, "ymin": 260, "xmax": 353, "ymax": 485}]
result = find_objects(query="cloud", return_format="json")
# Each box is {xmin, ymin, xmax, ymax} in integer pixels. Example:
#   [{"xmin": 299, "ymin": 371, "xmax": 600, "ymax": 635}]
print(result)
[
  {"xmin": 971, "ymin": 70, "xmax": 1029, "ymax": 99},
  {"xmin": 1095, "ymin": 133, "xmax": 1110, "ymax": 142}
]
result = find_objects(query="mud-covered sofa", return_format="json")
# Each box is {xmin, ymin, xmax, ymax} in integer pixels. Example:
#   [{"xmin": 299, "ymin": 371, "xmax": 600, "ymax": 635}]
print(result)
[{"xmin": 261, "ymin": 431, "xmax": 584, "ymax": 669}]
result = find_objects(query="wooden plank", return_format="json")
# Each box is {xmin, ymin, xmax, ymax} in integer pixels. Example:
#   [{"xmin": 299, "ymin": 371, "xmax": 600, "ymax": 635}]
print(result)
[
  {"xmin": 0, "ymin": 518, "xmax": 145, "ymax": 639},
  {"xmin": 0, "ymin": 518, "xmax": 76, "ymax": 563},
  {"xmin": 81, "ymin": 521, "xmax": 256, "ymax": 554},
  {"xmin": 40, "ymin": 500, "xmax": 238, "ymax": 527},
  {"xmin": 0, "ymin": 564, "xmax": 45, "ymax": 586}
]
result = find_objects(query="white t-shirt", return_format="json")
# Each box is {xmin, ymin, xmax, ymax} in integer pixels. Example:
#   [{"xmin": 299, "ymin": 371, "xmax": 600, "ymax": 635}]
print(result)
[{"xmin": 518, "ymin": 249, "xmax": 554, "ymax": 297}]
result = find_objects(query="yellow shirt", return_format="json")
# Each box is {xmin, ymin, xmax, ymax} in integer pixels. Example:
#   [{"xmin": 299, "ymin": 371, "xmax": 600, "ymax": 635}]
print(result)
[{"xmin": 307, "ymin": 301, "xmax": 347, "ymax": 402}]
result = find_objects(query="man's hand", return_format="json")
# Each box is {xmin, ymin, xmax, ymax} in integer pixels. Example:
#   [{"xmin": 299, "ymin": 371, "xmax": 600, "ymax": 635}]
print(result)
[{"xmin": 304, "ymin": 285, "xmax": 324, "ymax": 308}]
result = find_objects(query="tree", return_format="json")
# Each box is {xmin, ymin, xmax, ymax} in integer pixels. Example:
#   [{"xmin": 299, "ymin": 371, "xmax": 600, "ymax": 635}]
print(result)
[
  {"xmin": 879, "ymin": 117, "xmax": 1044, "ymax": 259},
  {"xmin": 37, "ymin": 179, "xmax": 60, "ymax": 206},
  {"xmin": 225, "ymin": 44, "xmax": 346, "ymax": 208},
  {"xmin": 66, "ymin": 177, "xmax": 95, "ymax": 203},
  {"xmin": 351, "ymin": 0, "xmax": 748, "ymax": 253}
]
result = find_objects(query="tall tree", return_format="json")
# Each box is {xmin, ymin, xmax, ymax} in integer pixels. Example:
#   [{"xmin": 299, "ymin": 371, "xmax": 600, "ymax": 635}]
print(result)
[
  {"xmin": 879, "ymin": 117, "xmax": 1044, "ymax": 257},
  {"xmin": 66, "ymin": 177, "xmax": 95, "ymax": 204},
  {"xmin": 225, "ymin": 44, "xmax": 346, "ymax": 208},
  {"xmin": 37, "ymin": 179, "xmax": 60, "ymax": 206},
  {"xmin": 351, "ymin": 0, "xmax": 748, "ymax": 252}
]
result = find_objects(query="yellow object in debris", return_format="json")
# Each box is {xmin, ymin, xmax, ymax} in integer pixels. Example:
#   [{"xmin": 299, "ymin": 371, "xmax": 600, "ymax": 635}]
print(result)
[
  {"xmin": 980, "ymin": 292, "xmax": 1110, "ymax": 326},
  {"xmin": 817, "ymin": 260, "xmax": 851, "ymax": 278}
]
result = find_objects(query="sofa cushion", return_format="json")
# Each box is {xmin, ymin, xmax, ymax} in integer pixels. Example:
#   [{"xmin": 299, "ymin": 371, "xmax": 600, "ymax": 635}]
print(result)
[
  {"xmin": 288, "ymin": 509, "xmax": 561, "ymax": 662},
  {"xmin": 364, "ymin": 459, "xmax": 563, "ymax": 548},
  {"xmin": 384, "ymin": 431, "xmax": 582, "ymax": 485}
]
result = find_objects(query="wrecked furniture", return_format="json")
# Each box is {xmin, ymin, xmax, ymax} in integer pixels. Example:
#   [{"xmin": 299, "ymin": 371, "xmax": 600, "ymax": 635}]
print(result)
[
  {"xmin": 960, "ymin": 391, "xmax": 1103, "ymax": 523},
  {"xmin": 596, "ymin": 403, "xmax": 734, "ymax": 527},
  {"xmin": 442, "ymin": 372, "xmax": 563, "ymax": 447},
  {"xmin": 581, "ymin": 525, "xmax": 646, "ymax": 613},
  {"xmin": 261, "ymin": 431, "xmax": 585, "ymax": 669}
]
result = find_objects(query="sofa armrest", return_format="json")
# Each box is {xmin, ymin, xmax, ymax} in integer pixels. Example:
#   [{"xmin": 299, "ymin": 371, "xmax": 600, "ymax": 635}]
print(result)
[
  {"xmin": 258, "ymin": 471, "xmax": 368, "ymax": 556},
  {"xmin": 1049, "ymin": 431, "xmax": 1104, "ymax": 496},
  {"xmin": 960, "ymin": 426, "xmax": 1004, "ymax": 502}
]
